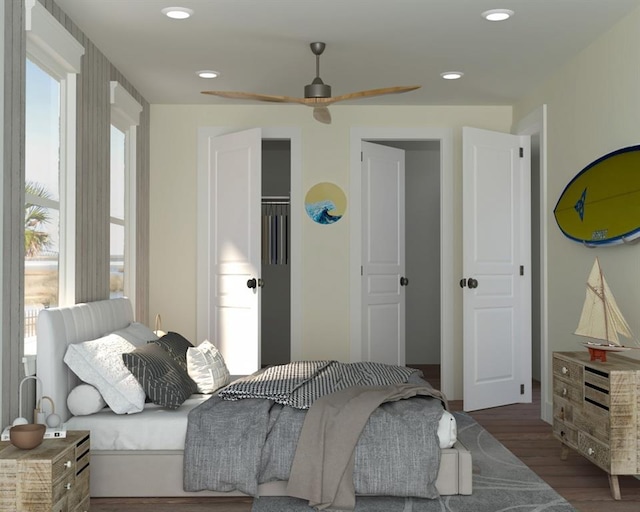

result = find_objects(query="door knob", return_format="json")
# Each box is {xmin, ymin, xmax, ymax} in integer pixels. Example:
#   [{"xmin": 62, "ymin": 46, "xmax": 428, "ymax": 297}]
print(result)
[
  {"xmin": 400, "ymin": 277, "xmax": 409, "ymax": 286},
  {"xmin": 247, "ymin": 278, "xmax": 257, "ymax": 289},
  {"xmin": 460, "ymin": 277, "xmax": 478, "ymax": 289}
]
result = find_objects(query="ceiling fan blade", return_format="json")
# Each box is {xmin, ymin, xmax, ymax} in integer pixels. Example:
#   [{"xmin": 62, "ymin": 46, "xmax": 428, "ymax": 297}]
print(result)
[
  {"xmin": 313, "ymin": 107, "xmax": 332, "ymax": 124},
  {"xmin": 201, "ymin": 90, "xmax": 307, "ymax": 104},
  {"xmin": 326, "ymin": 85, "xmax": 421, "ymax": 105}
]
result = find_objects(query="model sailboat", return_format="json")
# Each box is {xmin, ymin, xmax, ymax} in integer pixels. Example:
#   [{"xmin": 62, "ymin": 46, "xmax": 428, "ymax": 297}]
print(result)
[{"xmin": 575, "ymin": 257, "xmax": 638, "ymax": 362}]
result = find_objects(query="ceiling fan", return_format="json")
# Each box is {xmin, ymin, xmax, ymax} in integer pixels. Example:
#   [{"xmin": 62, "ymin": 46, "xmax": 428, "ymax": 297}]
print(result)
[{"xmin": 201, "ymin": 42, "xmax": 421, "ymax": 124}]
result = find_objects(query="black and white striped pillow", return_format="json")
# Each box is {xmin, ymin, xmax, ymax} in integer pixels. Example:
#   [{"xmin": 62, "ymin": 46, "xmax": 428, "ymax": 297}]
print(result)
[{"xmin": 122, "ymin": 343, "xmax": 197, "ymax": 409}]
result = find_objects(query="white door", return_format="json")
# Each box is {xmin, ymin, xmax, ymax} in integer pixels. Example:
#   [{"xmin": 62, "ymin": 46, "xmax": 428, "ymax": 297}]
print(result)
[
  {"xmin": 361, "ymin": 141, "xmax": 406, "ymax": 365},
  {"xmin": 208, "ymin": 128, "xmax": 262, "ymax": 375},
  {"xmin": 462, "ymin": 127, "xmax": 531, "ymax": 411}
]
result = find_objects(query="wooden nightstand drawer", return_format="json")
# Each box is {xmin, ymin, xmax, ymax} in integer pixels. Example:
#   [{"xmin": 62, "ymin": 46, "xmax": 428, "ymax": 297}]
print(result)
[{"xmin": 72, "ymin": 494, "xmax": 90, "ymax": 512}]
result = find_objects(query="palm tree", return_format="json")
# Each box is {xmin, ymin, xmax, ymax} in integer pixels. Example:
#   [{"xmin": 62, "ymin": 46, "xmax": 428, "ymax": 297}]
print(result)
[{"xmin": 25, "ymin": 181, "xmax": 52, "ymax": 257}]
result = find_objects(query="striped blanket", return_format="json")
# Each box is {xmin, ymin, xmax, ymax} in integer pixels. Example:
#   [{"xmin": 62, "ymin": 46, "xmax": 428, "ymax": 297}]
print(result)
[{"xmin": 218, "ymin": 360, "xmax": 419, "ymax": 409}]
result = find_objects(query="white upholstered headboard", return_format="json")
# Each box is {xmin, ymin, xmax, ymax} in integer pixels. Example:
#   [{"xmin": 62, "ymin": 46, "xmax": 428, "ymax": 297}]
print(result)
[{"xmin": 36, "ymin": 298, "xmax": 134, "ymax": 422}]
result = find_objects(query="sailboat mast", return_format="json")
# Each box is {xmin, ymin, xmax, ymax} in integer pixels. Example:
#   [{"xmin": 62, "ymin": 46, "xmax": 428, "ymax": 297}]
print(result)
[{"xmin": 598, "ymin": 260, "xmax": 609, "ymax": 342}]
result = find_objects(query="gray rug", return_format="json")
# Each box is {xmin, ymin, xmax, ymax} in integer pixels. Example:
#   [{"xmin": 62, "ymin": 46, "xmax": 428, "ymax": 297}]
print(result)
[{"xmin": 251, "ymin": 412, "xmax": 575, "ymax": 511}]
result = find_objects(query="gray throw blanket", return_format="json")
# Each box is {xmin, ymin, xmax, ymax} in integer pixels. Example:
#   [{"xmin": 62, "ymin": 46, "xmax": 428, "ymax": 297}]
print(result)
[{"xmin": 286, "ymin": 383, "xmax": 448, "ymax": 511}]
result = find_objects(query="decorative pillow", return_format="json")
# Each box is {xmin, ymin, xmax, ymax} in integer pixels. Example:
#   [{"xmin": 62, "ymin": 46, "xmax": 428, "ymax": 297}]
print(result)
[
  {"xmin": 64, "ymin": 334, "xmax": 145, "ymax": 414},
  {"xmin": 150, "ymin": 332, "xmax": 194, "ymax": 372},
  {"xmin": 67, "ymin": 384, "xmax": 106, "ymax": 416},
  {"xmin": 113, "ymin": 322, "xmax": 159, "ymax": 347},
  {"xmin": 186, "ymin": 340, "xmax": 230, "ymax": 394},
  {"xmin": 122, "ymin": 343, "xmax": 197, "ymax": 409}
]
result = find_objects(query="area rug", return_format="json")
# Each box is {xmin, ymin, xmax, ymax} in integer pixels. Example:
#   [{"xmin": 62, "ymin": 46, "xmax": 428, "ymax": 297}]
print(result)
[{"xmin": 251, "ymin": 412, "xmax": 575, "ymax": 511}]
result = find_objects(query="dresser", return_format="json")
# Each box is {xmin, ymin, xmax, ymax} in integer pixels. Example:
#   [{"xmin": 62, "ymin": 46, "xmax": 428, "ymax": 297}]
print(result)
[
  {"xmin": 552, "ymin": 351, "xmax": 640, "ymax": 500},
  {"xmin": 0, "ymin": 430, "xmax": 90, "ymax": 511}
]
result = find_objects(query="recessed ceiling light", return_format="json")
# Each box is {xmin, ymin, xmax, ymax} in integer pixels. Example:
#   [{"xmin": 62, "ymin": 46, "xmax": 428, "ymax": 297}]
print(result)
[
  {"xmin": 161, "ymin": 7, "xmax": 194, "ymax": 19},
  {"xmin": 441, "ymin": 72, "xmax": 464, "ymax": 80},
  {"xmin": 197, "ymin": 70, "xmax": 220, "ymax": 79},
  {"xmin": 481, "ymin": 9, "xmax": 514, "ymax": 21}
]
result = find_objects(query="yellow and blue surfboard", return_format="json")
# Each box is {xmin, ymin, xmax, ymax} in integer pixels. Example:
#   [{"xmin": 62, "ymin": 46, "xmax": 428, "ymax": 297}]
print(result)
[{"xmin": 554, "ymin": 145, "xmax": 640, "ymax": 246}]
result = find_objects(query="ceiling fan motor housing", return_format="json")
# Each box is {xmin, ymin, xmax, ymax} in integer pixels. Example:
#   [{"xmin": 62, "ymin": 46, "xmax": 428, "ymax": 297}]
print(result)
[{"xmin": 305, "ymin": 78, "xmax": 331, "ymax": 98}]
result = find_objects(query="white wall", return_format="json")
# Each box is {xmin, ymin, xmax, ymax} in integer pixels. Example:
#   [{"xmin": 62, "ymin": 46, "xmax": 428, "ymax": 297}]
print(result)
[
  {"xmin": 149, "ymin": 104, "xmax": 511, "ymax": 396},
  {"xmin": 514, "ymin": 6, "xmax": 640, "ymax": 412},
  {"xmin": 0, "ymin": 0, "xmax": 5, "ymax": 428}
]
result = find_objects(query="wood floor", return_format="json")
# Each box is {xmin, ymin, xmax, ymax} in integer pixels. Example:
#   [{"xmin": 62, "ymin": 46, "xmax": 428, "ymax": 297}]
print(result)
[{"xmin": 91, "ymin": 365, "xmax": 640, "ymax": 512}]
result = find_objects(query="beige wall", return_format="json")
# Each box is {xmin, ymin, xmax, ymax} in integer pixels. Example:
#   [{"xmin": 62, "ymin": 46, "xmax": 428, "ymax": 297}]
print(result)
[
  {"xmin": 149, "ymin": 104, "xmax": 511, "ymax": 394},
  {"xmin": 514, "ymin": 8, "xmax": 640, "ymax": 409}
]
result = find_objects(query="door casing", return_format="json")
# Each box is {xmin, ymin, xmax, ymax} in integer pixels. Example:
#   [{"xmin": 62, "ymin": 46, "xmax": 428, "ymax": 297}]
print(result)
[
  {"xmin": 196, "ymin": 126, "xmax": 303, "ymax": 364},
  {"xmin": 350, "ymin": 127, "xmax": 456, "ymax": 399}
]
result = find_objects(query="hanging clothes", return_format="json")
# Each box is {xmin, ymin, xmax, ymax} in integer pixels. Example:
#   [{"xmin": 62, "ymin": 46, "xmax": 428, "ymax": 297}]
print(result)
[{"xmin": 261, "ymin": 197, "xmax": 289, "ymax": 265}]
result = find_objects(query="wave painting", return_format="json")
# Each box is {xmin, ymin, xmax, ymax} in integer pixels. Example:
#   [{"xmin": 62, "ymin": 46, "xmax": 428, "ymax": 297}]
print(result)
[
  {"xmin": 304, "ymin": 182, "xmax": 347, "ymax": 225},
  {"xmin": 305, "ymin": 200, "xmax": 342, "ymax": 224}
]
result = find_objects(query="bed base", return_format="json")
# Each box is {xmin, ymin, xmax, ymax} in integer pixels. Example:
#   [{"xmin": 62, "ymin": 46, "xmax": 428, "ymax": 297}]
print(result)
[{"xmin": 89, "ymin": 441, "xmax": 472, "ymax": 497}]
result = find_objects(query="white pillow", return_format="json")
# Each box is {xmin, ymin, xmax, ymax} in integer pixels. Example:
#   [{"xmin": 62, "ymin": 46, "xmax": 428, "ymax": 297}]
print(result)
[
  {"xmin": 67, "ymin": 384, "xmax": 106, "ymax": 416},
  {"xmin": 113, "ymin": 322, "xmax": 159, "ymax": 347},
  {"xmin": 63, "ymin": 333, "xmax": 145, "ymax": 414},
  {"xmin": 186, "ymin": 340, "xmax": 230, "ymax": 394}
]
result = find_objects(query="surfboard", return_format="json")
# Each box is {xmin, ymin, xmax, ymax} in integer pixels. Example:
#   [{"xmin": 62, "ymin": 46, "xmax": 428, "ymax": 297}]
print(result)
[{"xmin": 554, "ymin": 145, "xmax": 640, "ymax": 246}]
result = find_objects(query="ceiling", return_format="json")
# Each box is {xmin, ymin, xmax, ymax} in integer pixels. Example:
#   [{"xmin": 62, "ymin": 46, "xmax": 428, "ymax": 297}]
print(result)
[{"xmin": 54, "ymin": 0, "xmax": 640, "ymax": 106}]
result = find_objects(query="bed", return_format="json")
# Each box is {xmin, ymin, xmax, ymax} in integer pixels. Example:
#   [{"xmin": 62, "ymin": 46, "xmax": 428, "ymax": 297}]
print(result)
[{"xmin": 36, "ymin": 298, "xmax": 472, "ymax": 499}]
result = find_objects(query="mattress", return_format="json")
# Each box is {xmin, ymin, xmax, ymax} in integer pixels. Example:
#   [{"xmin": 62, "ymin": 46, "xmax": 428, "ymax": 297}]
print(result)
[
  {"xmin": 64, "ymin": 394, "xmax": 211, "ymax": 450},
  {"xmin": 64, "ymin": 395, "xmax": 457, "ymax": 451}
]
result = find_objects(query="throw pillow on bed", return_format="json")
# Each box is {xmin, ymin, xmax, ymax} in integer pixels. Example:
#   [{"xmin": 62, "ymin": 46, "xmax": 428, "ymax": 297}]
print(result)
[
  {"xmin": 112, "ymin": 322, "xmax": 159, "ymax": 347},
  {"xmin": 122, "ymin": 343, "xmax": 197, "ymax": 409},
  {"xmin": 67, "ymin": 384, "xmax": 106, "ymax": 416},
  {"xmin": 63, "ymin": 333, "xmax": 146, "ymax": 414},
  {"xmin": 150, "ymin": 331, "xmax": 194, "ymax": 372},
  {"xmin": 186, "ymin": 340, "xmax": 230, "ymax": 394}
]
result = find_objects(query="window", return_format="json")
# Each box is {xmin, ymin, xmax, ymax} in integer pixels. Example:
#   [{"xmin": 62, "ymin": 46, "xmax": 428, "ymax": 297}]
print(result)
[
  {"xmin": 110, "ymin": 82, "xmax": 142, "ymax": 306},
  {"xmin": 24, "ymin": 0, "xmax": 84, "ymax": 354},
  {"xmin": 110, "ymin": 125, "xmax": 125, "ymax": 297}
]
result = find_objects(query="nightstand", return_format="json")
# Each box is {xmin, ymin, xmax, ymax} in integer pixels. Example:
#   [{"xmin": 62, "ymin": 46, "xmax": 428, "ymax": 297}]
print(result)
[
  {"xmin": 553, "ymin": 351, "xmax": 640, "ymax": 500},
  {"xmin": 0, "ymin": 430, "xmax": 90, "ymax": 511}
]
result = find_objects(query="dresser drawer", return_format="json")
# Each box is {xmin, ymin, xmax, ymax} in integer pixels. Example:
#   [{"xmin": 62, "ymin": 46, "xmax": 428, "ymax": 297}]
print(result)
[
  {"xmin": 553, "ymin": 398, "xmax": 576, "ymax": 424},
  {"xmin": 578, "ymin": 432, "xmax": 610, "ymax": 471},
  {"xmin": 72, "ymin": 494, "xmax": 90, "ymax": 512},
  {"xmin": 553, "ymin": 418, "xmax": 578, "ymax": 446},
  {"xmin": 553, "ymin": 357, "xmax": 583, "ymax": 383},
  {"xmin": 553, "ymin": 379, "xmax": 582, "ymax": 404},
  {"xmin": 52, "ymin": 445, "xmax": 76, "ymax": 483}
]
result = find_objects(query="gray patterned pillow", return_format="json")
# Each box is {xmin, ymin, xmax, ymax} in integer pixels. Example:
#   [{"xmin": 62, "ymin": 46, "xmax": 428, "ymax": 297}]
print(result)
[
  {"xmin": 150, "ymin": 332, "xmax": 193, "ymax": 372},
  {"xmin": 122, "ymin": 343, "xmax": 197, "ymax": 409}
]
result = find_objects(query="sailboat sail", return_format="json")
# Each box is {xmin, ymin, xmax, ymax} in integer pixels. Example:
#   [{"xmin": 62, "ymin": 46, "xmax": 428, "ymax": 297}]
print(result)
[{"xmin": 574, "ymin": 257, "xmax": 634, "ymax": 346}]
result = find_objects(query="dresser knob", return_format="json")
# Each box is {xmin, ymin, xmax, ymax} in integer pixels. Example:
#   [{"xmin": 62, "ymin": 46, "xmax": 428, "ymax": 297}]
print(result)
[
  {"xmin": 65, "ymin": 482, "xmax": 72, "ymax": 490},
  {"xmin": 562, "ymin": 388, "xmax": 568, "ymax": 396},
  {"xmin": 588, "ymin": 448, "xmax": 595, "ymax": 456},
  {"xmin": 562, "ymin": 366, "xmax": 568, "ymax": 375},
  {"xmin": 64, "ymin": 460, "xmax": 72, "ymax": 468}
]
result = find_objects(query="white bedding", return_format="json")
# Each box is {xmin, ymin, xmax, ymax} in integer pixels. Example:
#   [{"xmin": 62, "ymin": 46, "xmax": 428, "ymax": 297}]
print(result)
[
  {"xmin": 65, "ymin": 394, "xmax": 457, "ymax": 451},
  {"xmin": 65, "ymin": 394, "xmax": 211, "ymax": 450}
]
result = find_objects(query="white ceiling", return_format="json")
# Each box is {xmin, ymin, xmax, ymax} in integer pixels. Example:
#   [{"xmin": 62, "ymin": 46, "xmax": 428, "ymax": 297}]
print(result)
[{"xmin": 54, "ymin": 0, "xmax": 640, "ymax": 106}]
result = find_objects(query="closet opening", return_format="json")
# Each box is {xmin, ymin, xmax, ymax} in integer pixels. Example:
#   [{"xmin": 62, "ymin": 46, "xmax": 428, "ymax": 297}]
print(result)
[{"xmin": 261, "ymin": 139, "xmax": 291, "ymax": 366}]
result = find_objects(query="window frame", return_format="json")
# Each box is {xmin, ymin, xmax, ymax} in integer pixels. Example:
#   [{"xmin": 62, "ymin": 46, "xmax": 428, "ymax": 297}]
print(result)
[
  {"xmin": 110, "ymin": 81, "xmax": 142, "ymax": 309},
  {"xmin": 25, "ymin": 0, "xmax": 84, "ymax": 309}
]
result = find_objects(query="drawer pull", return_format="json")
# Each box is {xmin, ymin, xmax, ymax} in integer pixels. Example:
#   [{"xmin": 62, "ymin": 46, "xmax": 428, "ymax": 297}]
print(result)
[
  {"xmin": 65, "ymin": 482, "xmax": 72, "ymax": 491},
  {"xmin": 560, "ymin": 430, "xmax": 566, "ymax": 438},
  {"xmin": 562, "ymin": 387, "xmax": 568, "ymax": 396},
  {"xmin": 64, "ymin": 460, "xmax": 72, "ymax": 468},
  {"xmin": 587, "ymin": 447, "xmax": 595, "ymax": 456},
  {"xmin": 562, "ymin": 366, "xmax": 569, "ymax": 375}
]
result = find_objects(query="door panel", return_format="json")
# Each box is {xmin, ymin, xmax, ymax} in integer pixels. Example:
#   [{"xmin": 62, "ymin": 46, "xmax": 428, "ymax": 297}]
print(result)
[
  {"xmin": 463, "ymin": 127, "xmax": 531, "ymax": 411},
  {"xmin": 361, "ymin": 141, "xmax": 405, "ymax": 365},
  {"xmin": 209, "ymin": 128, "xmax": 262, "ymax": 375}
]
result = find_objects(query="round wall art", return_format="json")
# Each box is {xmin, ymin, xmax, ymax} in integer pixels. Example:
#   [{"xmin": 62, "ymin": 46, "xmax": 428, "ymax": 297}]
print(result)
[{"xmin": 304, "ymin": 182, "xmax": 347, "ymax": 225}]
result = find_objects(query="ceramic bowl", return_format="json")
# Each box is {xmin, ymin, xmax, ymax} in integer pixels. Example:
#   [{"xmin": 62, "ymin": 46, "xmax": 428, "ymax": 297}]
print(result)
[{"xmin": 10, "ymin": 423, "xmax": 46, "ymax": 449}]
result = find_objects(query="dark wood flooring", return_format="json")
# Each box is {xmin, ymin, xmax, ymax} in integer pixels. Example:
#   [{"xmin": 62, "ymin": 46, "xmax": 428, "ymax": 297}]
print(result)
[{"xmin": 91, "ymin": 364, "xmax": 640, "ymax": 512}]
